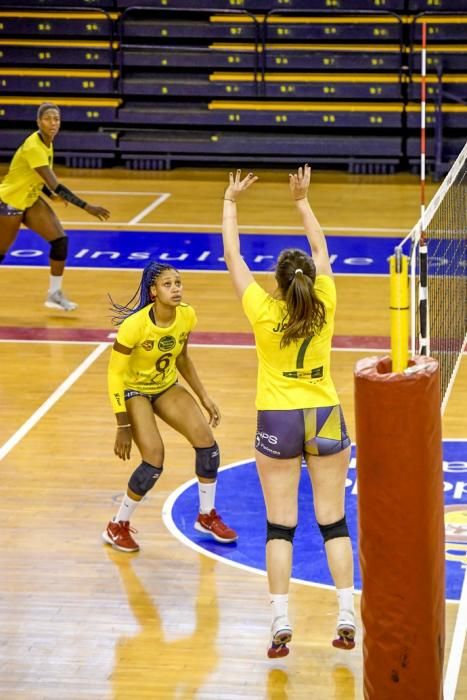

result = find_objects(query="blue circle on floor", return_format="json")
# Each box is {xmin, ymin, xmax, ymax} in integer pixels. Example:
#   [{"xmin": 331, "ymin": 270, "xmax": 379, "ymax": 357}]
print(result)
[{"xmin": 167, "ymin": 441, "xmax": 467, "ymax": 601}]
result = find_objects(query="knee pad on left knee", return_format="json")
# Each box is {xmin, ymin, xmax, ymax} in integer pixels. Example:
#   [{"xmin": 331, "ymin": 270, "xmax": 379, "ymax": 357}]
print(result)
[
  {"xmin": 318, "ymin": 515, "xmax": 349, "ymax": 543},
  {"xmin": 266, "ymin": 520, "xmax": 297, "ymax": 544},
  {"xmin": 195, "ymin": 442, "xmax": 220, "ymax": 479},
  {"xmin": 49, "ymin": 236, "xmax": 68, "ymax": 261},
  {"xmin": 128, "ymin": 461, "xmax": 163, "ymax": 497}
]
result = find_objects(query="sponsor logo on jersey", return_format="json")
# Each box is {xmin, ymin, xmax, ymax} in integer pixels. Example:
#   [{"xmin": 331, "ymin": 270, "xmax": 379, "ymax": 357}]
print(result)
[{"xmin": 158, "ymin": 335, "xmax": 176, "ymax": 352}]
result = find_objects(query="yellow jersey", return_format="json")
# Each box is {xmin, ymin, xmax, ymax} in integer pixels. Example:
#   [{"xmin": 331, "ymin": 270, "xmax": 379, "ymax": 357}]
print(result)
[
  {"xmin": 108, "ymin": 302, "xmax": 197, "ymax": 413},
  {"xmin": 242, "ymin": 275, "xmax": 339, "ymax": 410},
  {"xmin": 0, "ymin": 131, "xmax": 53, "ymax": 210}
]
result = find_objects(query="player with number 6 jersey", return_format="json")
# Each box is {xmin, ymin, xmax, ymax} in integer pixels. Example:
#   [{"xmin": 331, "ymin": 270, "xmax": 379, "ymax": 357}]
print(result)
[{"xmin": 103, "ymin": 260, "xmax": 237, "ymax": 554}]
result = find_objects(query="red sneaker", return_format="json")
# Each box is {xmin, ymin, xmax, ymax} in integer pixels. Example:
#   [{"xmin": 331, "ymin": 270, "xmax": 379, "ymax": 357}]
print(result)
[
  {"xmin": 332, "ymin": 611, "xmax": 356, "ymax": 650},
  {"xmin": 102, "ymin": 520, "xmax": 140, "ymax": 553},
  {"xmin": 268, "ymin": 617, "xmax": 292, "ymax": 659},
  {"xmin": 194, "ymin": 509, "xmax": 238, "ymax": 543}
]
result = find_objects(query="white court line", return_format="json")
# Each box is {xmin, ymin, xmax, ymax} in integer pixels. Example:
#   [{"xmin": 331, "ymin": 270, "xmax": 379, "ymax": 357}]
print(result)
[
  {"xmin": 0, "ymin": 339, "xmax": 390, "ymax": 352},
  {"xmin": 0, "ymin": 265, "xmax": 390, "ymax": 277},
  {"xmin": 57, "ymin": 221, "xmax": 407, "ymax": 233},
  {"xmin": 75, "ymin": 190, "xmax": 168, "ymax": 196},
  {"xmin": 162, "ymin": 461, "xmax": 337, "ymax": 592},
  {"xmin": 445, "ymin": 571, "xmax": 467, "ymax": 700},
  {"xmin": 0, "ymin": 342, "xmax": 109, "ymax": 462},
  {"xmin": 162, "ymin": 457, "xmax": 462, "ymax": 603},
  {"xmin": 128, "ymin": 193, "xmax": 171, "ymax": 225},
  {"xmin": 442, "ymin": 337, "xmax": 467, "ymax": 700}
]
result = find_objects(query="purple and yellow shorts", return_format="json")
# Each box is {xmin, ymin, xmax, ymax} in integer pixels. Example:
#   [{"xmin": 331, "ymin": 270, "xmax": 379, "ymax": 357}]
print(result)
[
  {"xmin": 0, "ymin": 199, "xmax": 24, "ymax": 217},
  {"xmin": 255, "ymin": 405, "xmax": 350, "ymax": 459}
]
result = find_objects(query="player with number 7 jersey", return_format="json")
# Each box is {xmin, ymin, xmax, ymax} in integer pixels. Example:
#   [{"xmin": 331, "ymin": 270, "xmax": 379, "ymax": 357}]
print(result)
[{"xmin": 221, "ymin": 165, "xmax": 354, "ymax": 660}]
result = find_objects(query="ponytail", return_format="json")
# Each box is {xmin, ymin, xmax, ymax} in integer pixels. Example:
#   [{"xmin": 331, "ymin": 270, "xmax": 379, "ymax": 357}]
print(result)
[
  {"xmin": 275, "ymin": 248, "xmax": 326, "ymax": 348},
  {"xmin": 281, "ymin": 272, "xmax": 326, "ymax": 348}
]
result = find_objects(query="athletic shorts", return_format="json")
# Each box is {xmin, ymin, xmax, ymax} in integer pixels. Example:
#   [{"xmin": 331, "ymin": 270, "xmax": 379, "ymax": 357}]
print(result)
[
  {"xmin": 124, "ymin": 382, "xmax": 176, "ymax": 404},
  {"xmin": 255, "ymin": 405, "xmax": 351, "ymax": 459},
  {"xmin": 0, "ymin": 199, "xmax": 24, "ymax": 216}
]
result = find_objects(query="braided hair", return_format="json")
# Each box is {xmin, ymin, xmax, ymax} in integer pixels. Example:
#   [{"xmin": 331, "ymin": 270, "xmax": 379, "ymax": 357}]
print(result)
[
  {"xmin": 109, "ymin": 260, "xmax": 178, "ymax": 326},
  {"xmin": 275, "ymin": 248, "xmax": 326, "ymax": 348}
]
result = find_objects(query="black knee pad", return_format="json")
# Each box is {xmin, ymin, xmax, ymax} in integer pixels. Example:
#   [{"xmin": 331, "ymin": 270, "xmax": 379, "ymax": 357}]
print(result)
[
  {"xmin": 318, "ymin": 515, "xmax": 349, "ymax": 543},
  {"xmin": 0, "ymin": 254, "xmax": 5, "ymax": 264},
  {"xmin": 266, "ymin": 520, "xmax": 297, "ymax": 544},
  {"xmin": 128, "ymin": 461, "xmax": 163, "ymax": 497},
  {"xmin": 195, "ymin": 442, "xmax": 220, "ymax": 479},
  {"xmin": 49, "ymin": 236, "xmax": 68, "ymax": 261}
]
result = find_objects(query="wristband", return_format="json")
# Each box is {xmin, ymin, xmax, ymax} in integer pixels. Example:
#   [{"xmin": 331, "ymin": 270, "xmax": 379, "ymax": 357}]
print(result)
[{"xmin": 55, "ymin": 183, "xmax": 88, "ymax": 209}]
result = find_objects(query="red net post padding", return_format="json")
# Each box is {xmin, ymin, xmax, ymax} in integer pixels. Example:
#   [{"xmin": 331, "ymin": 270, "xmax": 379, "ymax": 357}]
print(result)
[{"xmin": 354, "ymin": 355, "xmax": 445, "ymax": 700}]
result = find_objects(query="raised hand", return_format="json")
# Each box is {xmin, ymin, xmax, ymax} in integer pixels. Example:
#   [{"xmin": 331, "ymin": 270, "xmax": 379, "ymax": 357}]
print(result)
[
  {"xmin": 85, "ymin": 203, "xmax": 110, "ymax": 221},
  {"xmin": 289, "ymin": 164, "xmax": 311, "ymax": 201},
  {"xmin": 224, "ymin": 169, "xmax": 259, "ymax": 202}
]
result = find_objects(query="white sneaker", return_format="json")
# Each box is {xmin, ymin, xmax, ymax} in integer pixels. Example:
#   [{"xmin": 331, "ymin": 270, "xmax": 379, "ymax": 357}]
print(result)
[
  {"xmin": 332, "ymin": 609, "xmax": 356, "ymax": 650},
  {"xmin": 45, "ymin": 289, "xmax": 78, "ymax": 311},
  {"xmin": 268, "ymin": 615, "xmax": 292, "ymax": 659}
]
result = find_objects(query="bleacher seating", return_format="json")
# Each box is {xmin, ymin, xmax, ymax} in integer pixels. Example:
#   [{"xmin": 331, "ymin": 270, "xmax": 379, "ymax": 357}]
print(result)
[{"xmin": 0, "ymin": 2, "xmax": 465, "ymax": 172}]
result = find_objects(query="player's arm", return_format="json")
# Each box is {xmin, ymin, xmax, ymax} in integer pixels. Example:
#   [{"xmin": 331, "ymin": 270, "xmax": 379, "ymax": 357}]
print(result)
[
  {"xmin": 34, "ymin": 164, "xmax": 110, "ymax": 221},
  {"xmin": 176, "ymin": 338, "xmax": 220, "ymax": 427},
  {"xmin": 289, "ymin": 164, "xmax": 332, "ymax": 277},
  {"xmin": 221, "ymin": 169, "xmax": 258, "ymax": 298},
  {"xmin": 108, "ymin": 340, "xmax": 133, "ymax": 460}
]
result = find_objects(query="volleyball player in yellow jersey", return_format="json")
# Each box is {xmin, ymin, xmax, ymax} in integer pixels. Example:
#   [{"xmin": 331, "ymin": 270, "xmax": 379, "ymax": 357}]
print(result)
[
  {"xmin": 0, "ymin": 102, "xmax": 109, "ymax": 311},
  {"xmin": 221, "ymin": 165, "xmax": 355, "ymax": 658},
  {"xmin": 103, "ymin": 259, "xmax": 238, "ymax": 553}
]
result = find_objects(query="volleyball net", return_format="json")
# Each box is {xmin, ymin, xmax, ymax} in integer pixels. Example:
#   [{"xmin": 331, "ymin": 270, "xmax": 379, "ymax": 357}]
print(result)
[{"xmin": 396, "ymin": 141, "xmax": 467, "ymax": 410}]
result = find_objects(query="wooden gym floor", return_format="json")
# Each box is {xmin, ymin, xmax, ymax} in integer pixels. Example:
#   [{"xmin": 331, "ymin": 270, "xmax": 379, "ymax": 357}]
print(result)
[{"xmin": 0, "ymin": 166, "xmax": 465, "ymax": 700}]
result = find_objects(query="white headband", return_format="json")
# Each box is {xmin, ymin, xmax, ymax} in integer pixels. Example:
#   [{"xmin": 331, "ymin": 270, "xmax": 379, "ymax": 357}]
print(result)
[{"xmin": 294, "ymin": 268, "xmax": 303, "ymax": 275}]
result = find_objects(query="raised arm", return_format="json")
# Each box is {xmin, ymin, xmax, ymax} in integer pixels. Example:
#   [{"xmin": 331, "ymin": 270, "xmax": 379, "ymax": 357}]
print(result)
[
  {"xmin": 221, "ymin": 169, "xmax": 258, "ymax": 298},
  {"xmin": 289, "ymin": 164, "xmax": 332, "ymax": 277}
]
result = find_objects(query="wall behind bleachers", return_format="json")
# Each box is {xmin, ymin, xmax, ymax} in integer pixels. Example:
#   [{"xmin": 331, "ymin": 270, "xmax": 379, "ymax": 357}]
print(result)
[{"xmin": 0, "ymin": 0, "xmax": 466, "ymax": 174}]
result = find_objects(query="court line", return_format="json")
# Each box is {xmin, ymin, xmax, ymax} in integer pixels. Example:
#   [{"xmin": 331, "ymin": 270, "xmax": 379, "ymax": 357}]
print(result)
[
  {"xmin": 0, "ymin": 264, "xmax": 390, "ymax": 278},
  {"xmin": 128, "ymin": 193, "xmax": 171, "ymax": 225},
  {"xmin": 161, "ymin": 461, "xmax": 335, "ymax": 592},
  {"xmin": 75, "ymin": 190, "xmax": 168, "ymax": 196},
  {"xmin": 57, "ymin": 221, "xmax": 408, "ymax": 233},
  {"xmin": 442, "ymin": 334, "xmax": 467, "ymax": 700},
  {"xmin": 0, "ymin": 342, "xmax": 109, "ymax": 462},
  {"xmin": 444, "ymin": 567, "xmax": 467, "ymax": 700}
]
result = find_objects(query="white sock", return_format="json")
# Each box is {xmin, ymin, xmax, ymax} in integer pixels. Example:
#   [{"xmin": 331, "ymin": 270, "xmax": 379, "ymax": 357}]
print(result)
[
  {"xmin": 115, "ymin": 493, "xmax": 140, "ymax": 523},
  {"xmin": 337, "ymin": 586, "xmax": 355, "ymax": 616},
  {"xmin": 198, "ymin": 481, "xmax": 216, "ymax": 514},
  {"xmin": 49, "ymin": 275, "xmax": 63, "ymax": 294},
  {"xmin": 270, "ymin": 593, "xmax": 289, "ymax": 622}
]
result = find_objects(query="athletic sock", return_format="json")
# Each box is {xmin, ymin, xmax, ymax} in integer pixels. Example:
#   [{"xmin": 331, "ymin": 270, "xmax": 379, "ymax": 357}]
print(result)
[
  {"xmin": 198, "ymin": 481, "xmax": 216, "ymax": 514},
  {"xmin": 337, "ymin": 586, "xmax": 355, "ymax": 616},
  {"xmin": 270, "ymin": 593, "xmax": 289, "ymax": 622},
  {"xmin": 115, "ymin": 493, "xmax": 140, "ymax": 522},
  {"xmin": 49, "ymin": 274, "xmax": 63, "ymax": 294}
]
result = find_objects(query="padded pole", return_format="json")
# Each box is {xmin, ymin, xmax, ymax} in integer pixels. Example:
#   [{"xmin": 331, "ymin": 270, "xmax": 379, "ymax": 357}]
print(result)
[{"xmin": 354, "ymin": 355, "xmax": 445, "ymax": 700}]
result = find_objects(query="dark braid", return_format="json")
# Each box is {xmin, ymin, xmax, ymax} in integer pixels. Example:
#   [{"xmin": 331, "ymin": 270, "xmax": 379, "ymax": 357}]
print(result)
[{"xmin": 109, "ymin": 261, "xmax": 177, "ymax": 326}]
